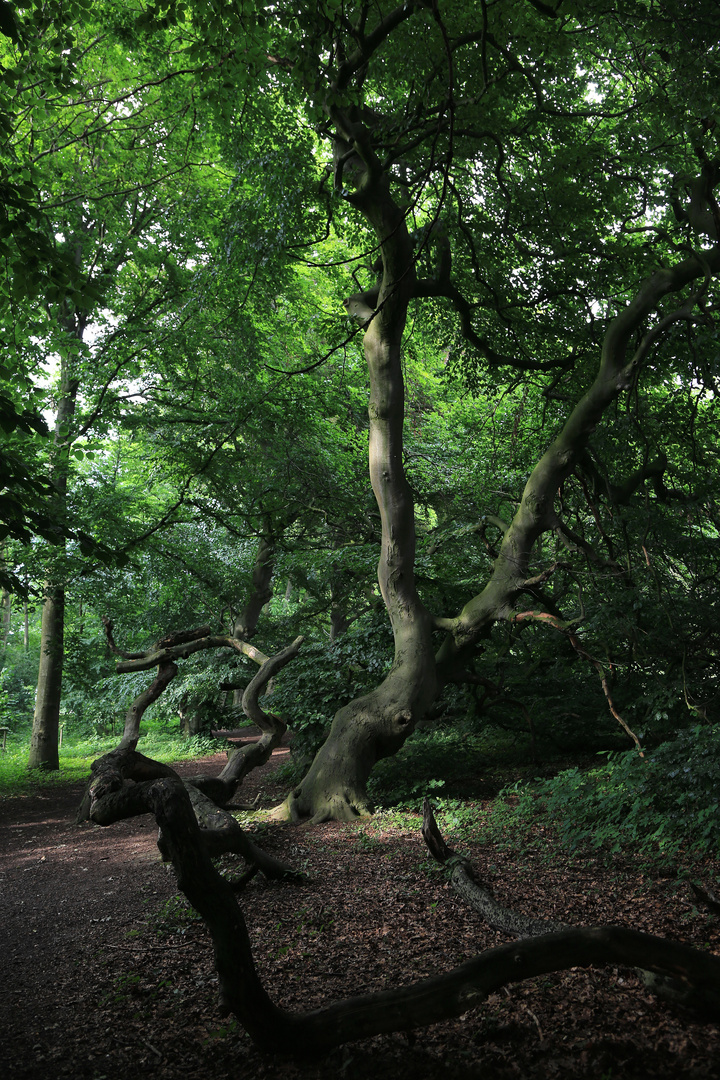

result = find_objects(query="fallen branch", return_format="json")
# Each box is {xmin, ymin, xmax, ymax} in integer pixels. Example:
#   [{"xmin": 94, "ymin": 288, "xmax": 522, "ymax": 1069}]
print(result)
[
  {"xmin": 691, "ymin": 881, "xmax": 720, "ymax": 916},
  {"xmin": 422, "ymin": 798, "xmax": 564, "ymax": 937}
]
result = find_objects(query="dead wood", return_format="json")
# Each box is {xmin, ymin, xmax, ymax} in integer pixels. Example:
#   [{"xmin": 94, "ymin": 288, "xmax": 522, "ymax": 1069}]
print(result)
[
  {"xmin": 422, "ymin": 798, "xmax": 720, "ymax": 1016},
  {"xmin": 422, "ymin": 798, "xmax": 564, "ymax": 937},
  {"xmin": 691, "ymin": 881, "xmax": 720, "ymax": 915}
]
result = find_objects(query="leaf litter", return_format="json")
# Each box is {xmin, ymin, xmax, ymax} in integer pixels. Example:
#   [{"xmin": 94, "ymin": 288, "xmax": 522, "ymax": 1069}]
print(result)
[{"xmin": 0, "ymin": 749, "xmax": 718, "ymax": 1079}]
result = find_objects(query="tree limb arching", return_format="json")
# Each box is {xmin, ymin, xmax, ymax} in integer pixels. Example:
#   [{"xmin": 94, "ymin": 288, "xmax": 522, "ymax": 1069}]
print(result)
[
  {"xmin": 87, "ymin": 773, "xmax": 720, "ymax": 1057},
  {"xmin": 194, "ymin": 634, "xmax": 304, "ymax": 804},
  {"xmin": 84, "ymin": 622, "xmax": 304, "ymax": 813},
  {"xmin": 435, "ymin": 244, "xmax": 720, "ymax": 685}
]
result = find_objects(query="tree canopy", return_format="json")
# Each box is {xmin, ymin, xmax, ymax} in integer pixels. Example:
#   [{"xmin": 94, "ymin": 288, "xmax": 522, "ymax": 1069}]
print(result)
[
  {"xmin": 2, "ymin": 0, "xmax": 720, "ymax": 804},
  {"xmin": 2, "ymin": 0, "xmax": 720, "ymax": 1067}
]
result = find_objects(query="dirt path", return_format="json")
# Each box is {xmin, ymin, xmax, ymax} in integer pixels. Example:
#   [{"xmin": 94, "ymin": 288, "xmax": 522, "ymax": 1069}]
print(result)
[
  {"xmin": 0, "ymin": 743, "xmax": 290, "ymax": 1080},
  {"xmin": 1, "ymin": 744, "xmax": 719, "ymax": 1079}
]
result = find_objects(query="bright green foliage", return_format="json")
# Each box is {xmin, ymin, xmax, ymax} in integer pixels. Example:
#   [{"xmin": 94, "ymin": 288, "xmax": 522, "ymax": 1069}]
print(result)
[{"xmin": 3, "ymin": 0, "xmax": 720, "ymax": 826}]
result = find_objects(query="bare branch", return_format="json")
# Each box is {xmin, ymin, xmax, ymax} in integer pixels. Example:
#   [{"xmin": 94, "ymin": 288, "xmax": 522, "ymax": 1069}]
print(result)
[{"xmin": 87, "ymin": 776, "xmax": 720, "ymax": 1054}]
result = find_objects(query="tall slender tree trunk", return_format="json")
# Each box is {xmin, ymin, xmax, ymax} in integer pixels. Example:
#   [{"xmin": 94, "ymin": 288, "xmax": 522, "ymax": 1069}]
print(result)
[
  {"xmin": 0, "ymin": 545, "xmax": 11, "ymax": 664},
  {"xmin": 23, "ymin": 580, "xmax": 29, "ymax": 653},
  {"xmin": 232, "ymin": 525, "xmax": 276, "ymax": 641},
  {"xmin": 276, "ymin": 139, "xmax": 437, "ymax": 822},
  {"xmin": 28, "ymin": 347, "xmax": 79, "ymax": 770},
  {"xmin": 1, "ymin": 586, "xmax": 10, "ymax": 660},
  {"xmin": 28, "ymin": 586, "xmax": 65, "ymax": 770}
]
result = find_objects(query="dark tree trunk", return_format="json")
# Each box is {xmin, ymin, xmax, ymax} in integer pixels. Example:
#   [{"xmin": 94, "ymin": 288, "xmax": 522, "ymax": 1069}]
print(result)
[{"xmin": 28, "ymin": 585, "xmax": 65, "ymax": 771}]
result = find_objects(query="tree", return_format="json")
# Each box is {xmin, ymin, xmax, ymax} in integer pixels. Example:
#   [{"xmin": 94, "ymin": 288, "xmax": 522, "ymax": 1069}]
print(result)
[
  {"xmin": 225, "ymin": 0, "xmax": 720, "ymax": 820},
  {"xmin": 23, "ymin": 1, "xmax": 718, "ymax": 1058},
  {"xmin": 9, "ymin": 0, "xmax": 720, "ymax": 810},
  {"xmin": 2, "ymin": 9, "xmax": 228, "ymax": 767},
  {"xmin": 0, "ymin": 1, "xmax": 111, "ymax": 587},
  {"xmin": 52, "ymin": 0, "xmax": 718, "ymax": 818},
  {"xmin": 83, "ymin": 753, "xmax": 720, "ymax": 1056}
]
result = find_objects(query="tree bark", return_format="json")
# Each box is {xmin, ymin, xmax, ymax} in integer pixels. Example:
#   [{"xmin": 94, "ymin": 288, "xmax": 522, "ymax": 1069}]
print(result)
[
  {"xmin": 28, "ymin": 586, "xmax": 65, "ymax": 770},
  {"xmin": 421, "ymin": 799, "xmax": 565, "ymax": 937},
  {"xmin": 28, "ymin": 329, "xmax": 80, "ymax": 770},
  {"xmin": 85, "ymin": 749, "xmax": 300, "ymax": 880},
  {"xmin": 233, "ymin": 526, "xmax": 276, "ymax": 641},
  {"xmin": 288, "ymin": 233, "xmax": 720, "ymax": 816},
  {"xmin": 276, "ymin": 120, "xmax": 436, "ymax": 822},
  {"xmin": 191, "ymin": 635, "xmax": 303, "ymax": 803},
  {"xmin": 0, "ymin": 583, "xmax": 10, "ymax": 658},
  {"xmin": 231, "ymin": 526, "xmax": 277, "ymax": 708}
]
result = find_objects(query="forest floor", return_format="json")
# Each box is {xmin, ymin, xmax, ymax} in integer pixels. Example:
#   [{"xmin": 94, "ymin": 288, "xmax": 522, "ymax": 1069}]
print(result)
[{"xmin": 1, "ymin": 734, "xmax": 719, "ymax": 1080}]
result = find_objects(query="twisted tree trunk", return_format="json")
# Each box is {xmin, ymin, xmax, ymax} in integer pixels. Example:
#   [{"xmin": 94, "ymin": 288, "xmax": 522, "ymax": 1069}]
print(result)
[
  {"xmin": 276, "ymin": 117, "xmax": 436, "ymax": 822},
  {"xmin": 286, "ymin": 238, "xmax": 720, "ymax": 820}
]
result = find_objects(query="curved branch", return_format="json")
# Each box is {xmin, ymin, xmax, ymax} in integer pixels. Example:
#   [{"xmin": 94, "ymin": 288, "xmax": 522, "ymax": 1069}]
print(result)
[
  {"xmin": 241, "ymin": 635, "xmax": 303, "ymax": 728},
  {"xmin": 89, "ymin": 776, "xmax": 720, "ymax": 1056},
  {"xmin": 101, "ymin": 621, "xmax": 303, "ymax": 798},
  {"xmin": 208, "ymin": 635, "xmax": 305, "ymax": 795},
  {"xmin": 437, "ymin": 246, "xmax": 720, "ymax": 668},
  {"xmin": 114, "ymin": 633, "xmax": 263, "ymax": 674},
  {"xmin": 335, "ymin": 1, "xmax": 426, "ymax": 91},
  {"xmin": 422, "ymin": 799, "xmax": 563, "ymax": 937},
  {"xmin": 86, "ymin": 752, "xmax": 300, "ymax": 881},
  {"xmin": 119, "ymin": 660, "xmax": 179, "ymax": 749}
]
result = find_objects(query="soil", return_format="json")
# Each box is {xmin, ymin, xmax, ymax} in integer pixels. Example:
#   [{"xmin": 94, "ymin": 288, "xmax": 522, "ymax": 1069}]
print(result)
[{"xmin": 1, "ymin": 735, "xmax": 719, "ymax": 1080}]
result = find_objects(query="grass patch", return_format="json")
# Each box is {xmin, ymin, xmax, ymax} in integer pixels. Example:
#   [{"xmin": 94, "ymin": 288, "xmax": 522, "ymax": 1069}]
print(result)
[{"xmin": 0, "ymin": 729, "xmax": 225, "ymax": 796}]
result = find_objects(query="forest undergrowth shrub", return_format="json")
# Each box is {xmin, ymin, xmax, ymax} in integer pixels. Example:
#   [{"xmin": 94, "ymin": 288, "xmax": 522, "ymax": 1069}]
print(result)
[
  {"xmin": 484, "ymin": 724, "xmax": 720, "ymax": 859},
  {"xmin": 272, "ymin": 615, "xmax": 394, "ymax": 769},
  {"xmin": 367, "ymin": 726, "xmax": 520, "ymax": 807}
]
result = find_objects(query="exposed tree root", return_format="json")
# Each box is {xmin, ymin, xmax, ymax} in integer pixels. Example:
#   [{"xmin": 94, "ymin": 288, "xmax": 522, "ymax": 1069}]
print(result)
[{"xmin": 691, "ymin": 881, "xmax": 720, "ymax": 916}]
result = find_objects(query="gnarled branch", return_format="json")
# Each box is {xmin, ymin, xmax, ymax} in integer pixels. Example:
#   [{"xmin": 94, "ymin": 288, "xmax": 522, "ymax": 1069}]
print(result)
[{"xmin": 88, "ymin": 775, "xmax": 720, "ymax": 1057}]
